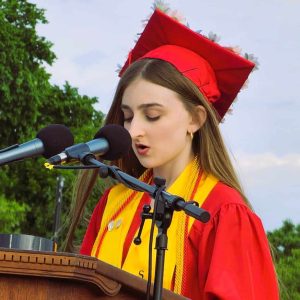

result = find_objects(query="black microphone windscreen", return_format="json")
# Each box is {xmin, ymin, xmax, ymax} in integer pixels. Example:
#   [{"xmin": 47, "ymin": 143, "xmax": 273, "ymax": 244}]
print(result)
[
  {"xmin": 94, "ymin": 124, "xmax": 131, "ymax": 160},
  {"xmin": 37, "ymin": 124, "xmax": 74, "ymax": 158}
]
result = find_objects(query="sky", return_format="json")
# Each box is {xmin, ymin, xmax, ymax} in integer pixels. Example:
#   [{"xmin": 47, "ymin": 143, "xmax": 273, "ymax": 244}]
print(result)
[{"xmin": 31, "ymin": 0, "xmax": 300, "ymax": 231}]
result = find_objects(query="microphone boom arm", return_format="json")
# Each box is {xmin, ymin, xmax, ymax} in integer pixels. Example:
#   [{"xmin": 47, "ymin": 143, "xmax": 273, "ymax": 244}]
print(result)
[{"xmin": 85, "ymin": 156, "xmax": 210, "ymax": 223}]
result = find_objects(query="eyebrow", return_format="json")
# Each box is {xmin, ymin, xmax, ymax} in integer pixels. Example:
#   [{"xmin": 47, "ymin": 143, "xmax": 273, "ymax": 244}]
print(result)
[{"xmin": 121, "ymin": 103, "xmax": 164, "ymax": 110}]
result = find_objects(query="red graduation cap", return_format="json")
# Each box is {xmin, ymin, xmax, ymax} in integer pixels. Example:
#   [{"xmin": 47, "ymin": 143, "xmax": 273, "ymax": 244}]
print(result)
[{"xmin": 119, "ymin": 9, "xmax": 255, "ymax": 120}]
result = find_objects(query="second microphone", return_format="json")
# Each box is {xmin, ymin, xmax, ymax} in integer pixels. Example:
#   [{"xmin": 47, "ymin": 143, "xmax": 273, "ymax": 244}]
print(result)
[{"xmin": 47, "ymin": 124, "xmax": 132, "ymax": 165}]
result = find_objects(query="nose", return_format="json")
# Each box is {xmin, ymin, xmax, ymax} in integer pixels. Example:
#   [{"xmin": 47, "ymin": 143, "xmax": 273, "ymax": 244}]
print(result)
[{"xmin": 127, "ymin": 116, "xmax": 145, "ymax": 140}]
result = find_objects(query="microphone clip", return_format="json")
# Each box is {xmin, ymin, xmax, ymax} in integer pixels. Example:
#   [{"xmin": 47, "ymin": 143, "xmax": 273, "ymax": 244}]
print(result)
[
  {"xmin": 48, "ymin": 143, "xmax": 96, "ymax": 165},
  {"xmin": 64, "ymin": 143, "xmax": 91, "ymax": 162}
]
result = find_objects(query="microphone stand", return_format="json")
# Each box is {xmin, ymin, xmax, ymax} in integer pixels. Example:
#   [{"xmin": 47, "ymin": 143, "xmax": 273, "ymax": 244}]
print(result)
[
  {"xmin": 81, "ymin": 153, "xmax": 210, "ymax": 299},
  {"xmin": 152, "ymin": 176, "xmax": 172, "ymax": 300},
  {"xmin": 53, "ymin": 175, "xmax": 64, "ymax": 251}
]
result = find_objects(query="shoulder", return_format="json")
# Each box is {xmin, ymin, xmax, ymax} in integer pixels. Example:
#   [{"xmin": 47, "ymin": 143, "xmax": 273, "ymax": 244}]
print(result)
[
  {"xmin": 190, "ymin": 181, "xmax": 269, "ymax": 251},
  {"xmin": 202, "ymin": 180, "xmax": 250, "ymax": 216},
  {"xmin": 194, "ymin": 181, "xmax": 265, "ymax": 236}
]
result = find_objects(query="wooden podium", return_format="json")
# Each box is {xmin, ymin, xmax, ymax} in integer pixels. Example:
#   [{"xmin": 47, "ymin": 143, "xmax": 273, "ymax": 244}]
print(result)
[{"xmin": 0, "ymin": 248, "xmax": 188, "ymax": 299}]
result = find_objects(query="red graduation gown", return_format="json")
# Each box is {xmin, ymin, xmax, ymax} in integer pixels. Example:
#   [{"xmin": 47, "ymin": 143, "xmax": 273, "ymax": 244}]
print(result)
[{"xmin": 80, "ymin": 182, "xmax": 279, "ymax": 300}]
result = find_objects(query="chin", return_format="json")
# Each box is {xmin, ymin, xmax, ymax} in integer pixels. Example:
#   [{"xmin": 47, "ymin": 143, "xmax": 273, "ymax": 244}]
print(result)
[
  {"xmin": 137, "ymin": 157, "xmax": 158, "ymax": 169},
  {"xmin": 139, "ymin": 161, "xmax": 155, "ymax": 169}
]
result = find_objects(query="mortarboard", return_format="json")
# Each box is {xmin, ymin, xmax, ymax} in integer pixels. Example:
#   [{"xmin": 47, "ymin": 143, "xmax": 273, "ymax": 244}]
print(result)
[{"xmin": 119, "ymin": 9, "xmax": 256, "ymax": 120}]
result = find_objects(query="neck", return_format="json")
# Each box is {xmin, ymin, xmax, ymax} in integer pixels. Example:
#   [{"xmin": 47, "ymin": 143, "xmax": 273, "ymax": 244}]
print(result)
[{"xmin": 153, "ymin": 151, "xmax": 195, "ymax": 188}]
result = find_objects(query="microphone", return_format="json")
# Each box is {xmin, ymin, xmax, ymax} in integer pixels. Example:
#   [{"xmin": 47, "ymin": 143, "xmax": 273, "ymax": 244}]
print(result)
[
  {"xmin": 0, "ymin": 124, "xmax": 74, "ymax": 167},
  {"xmin": 47, "ymin": 124, "xmax": 132, "ymax": 165}
]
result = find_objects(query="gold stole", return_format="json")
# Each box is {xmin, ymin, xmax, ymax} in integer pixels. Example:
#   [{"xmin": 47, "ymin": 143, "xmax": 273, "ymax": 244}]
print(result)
[{"xmin": 91, "ymin": 160, "xmax": 218, "ymax": 294}]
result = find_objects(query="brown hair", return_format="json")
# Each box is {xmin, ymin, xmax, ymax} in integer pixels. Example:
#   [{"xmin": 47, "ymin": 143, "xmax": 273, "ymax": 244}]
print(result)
[{"xmin": 64, "ymin": 58, "xmax": 249, "ymax": 251}]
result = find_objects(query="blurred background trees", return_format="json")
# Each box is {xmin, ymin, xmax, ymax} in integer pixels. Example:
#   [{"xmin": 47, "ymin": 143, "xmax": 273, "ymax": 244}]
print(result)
[
  {"xmin": 0, "ymin": 1, "xmax": 299, "ymax": 299},
  {"xmin": 267, "ymin": 220, "xmax": 300, "ymax": 300},
  {"xmin": 0, "ymin": 0, "xmax": 104, "ymax": 243}
]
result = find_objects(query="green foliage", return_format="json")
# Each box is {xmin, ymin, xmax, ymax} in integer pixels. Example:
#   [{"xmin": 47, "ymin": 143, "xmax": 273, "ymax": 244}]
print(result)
[
  {"xmin": 0, "ymin": 194, "xmax": 29, "ymax": 232},
  {"xmin": 0, "ymin": 0, "xmax": 55, "ymax": 145},
  {"xmin": 0, "ymin": 0, "xmax": 105, "ymax": 245},
  {"xmin": 268, "ymin": 220, "xmax": 300, "ymax": 300}
]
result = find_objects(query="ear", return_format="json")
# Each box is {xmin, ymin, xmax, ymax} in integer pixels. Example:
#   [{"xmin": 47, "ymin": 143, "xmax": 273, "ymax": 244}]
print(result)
[{"xmin": 188, "ymin": 105, "xmax": 207, "ymax": 133}]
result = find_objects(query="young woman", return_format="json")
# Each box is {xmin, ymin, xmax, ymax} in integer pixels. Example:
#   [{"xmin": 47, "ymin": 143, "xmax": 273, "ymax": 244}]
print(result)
[{"xmin": 67, "ymin": 8, "xmax": 279, "ymax": 300}]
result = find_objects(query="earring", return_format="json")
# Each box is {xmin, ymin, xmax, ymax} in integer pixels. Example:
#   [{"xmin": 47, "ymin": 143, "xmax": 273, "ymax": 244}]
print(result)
[{"xmin": 189, "ymin": 131, "xmax": 194, "ymax": 140}]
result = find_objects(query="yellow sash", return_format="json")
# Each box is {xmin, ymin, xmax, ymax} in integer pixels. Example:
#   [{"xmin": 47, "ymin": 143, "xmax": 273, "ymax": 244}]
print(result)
[{"xmin": 91, "ymin": 160, "xmax": 218, "ymax": 293}]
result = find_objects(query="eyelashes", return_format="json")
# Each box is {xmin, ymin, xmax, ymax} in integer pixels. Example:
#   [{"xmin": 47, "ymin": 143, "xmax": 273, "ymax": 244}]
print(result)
[
  {"xmin": 123, "ymin": 115, "xmax": 161, "ymax": 123},
  {"xmin": 146, "ymin": 116, "xmax": 160, "ymax": 121}
]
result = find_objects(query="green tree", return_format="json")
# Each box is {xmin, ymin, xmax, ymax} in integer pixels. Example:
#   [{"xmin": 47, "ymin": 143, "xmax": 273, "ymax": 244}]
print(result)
[
  {"xmin": 0, "ymin": 194, "xmax": 29, "ymax": 232},
  {"xmin": 0, "ymin": 0, "xmax": 105, "ymax": 246},
  {"xmin": 268, "ymin": 220, "xmax": 300, "ymax": 300},
  {"xmin": 0, "ymin": 0, "xmax": 55, "ymax": 144}
]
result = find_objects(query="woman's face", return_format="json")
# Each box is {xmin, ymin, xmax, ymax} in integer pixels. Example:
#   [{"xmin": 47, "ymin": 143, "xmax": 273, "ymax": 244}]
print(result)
[{"xmin": 121, "ymin": 78, "xmax": 195, "ymax": 174}]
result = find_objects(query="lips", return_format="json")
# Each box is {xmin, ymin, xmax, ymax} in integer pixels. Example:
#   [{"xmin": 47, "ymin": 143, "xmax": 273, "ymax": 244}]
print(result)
[{"xmin": 135, "ymin": 143, "xmax": 150, "ymax": 155}]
